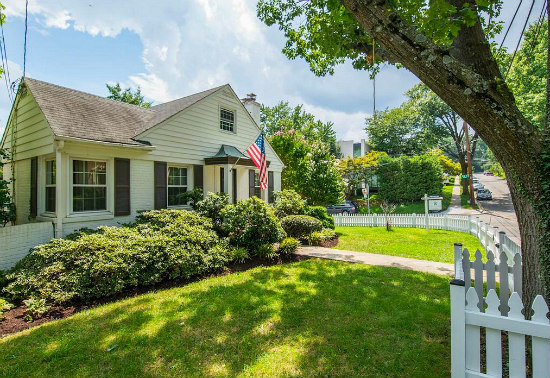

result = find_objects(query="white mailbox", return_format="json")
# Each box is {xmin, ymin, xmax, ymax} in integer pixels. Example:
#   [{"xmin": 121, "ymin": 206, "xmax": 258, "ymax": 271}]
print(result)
[{"xmin": 428, "ymin": 195, "xmax": 443, "ymax": 212}]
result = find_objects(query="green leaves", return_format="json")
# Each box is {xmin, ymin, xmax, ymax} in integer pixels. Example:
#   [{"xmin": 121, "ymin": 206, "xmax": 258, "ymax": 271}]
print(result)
[{"xmin": 105, "ymin": 82, "xmax": 152, "ymax": 108}]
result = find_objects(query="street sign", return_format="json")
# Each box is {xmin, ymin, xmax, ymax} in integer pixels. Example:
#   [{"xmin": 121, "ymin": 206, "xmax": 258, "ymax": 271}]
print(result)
[
  {"xmin": 461, "ymin": 174, "xmax": 469, "ymax": 179},
  {"xmin": 362, "ymin": 188, "xmax": 368, "ymax": 196}
]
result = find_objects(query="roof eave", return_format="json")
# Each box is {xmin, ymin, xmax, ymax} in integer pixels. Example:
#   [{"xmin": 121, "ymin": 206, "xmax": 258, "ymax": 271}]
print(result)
[{"xmin": 54, "ymin": 136, "xmax": 156, "ymax": 150}]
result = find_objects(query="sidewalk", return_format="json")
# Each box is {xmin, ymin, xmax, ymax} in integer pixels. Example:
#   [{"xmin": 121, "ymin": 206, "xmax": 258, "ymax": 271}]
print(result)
[{"xmin": 296, "ymin": 246, "xmax": 455, "ymax": 276}]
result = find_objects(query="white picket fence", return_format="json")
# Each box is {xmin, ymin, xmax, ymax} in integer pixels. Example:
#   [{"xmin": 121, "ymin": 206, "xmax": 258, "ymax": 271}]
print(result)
[
  {"xmin": 333, "ymin": 213, "xmax": 520, "ymax": 264},
  {"xmin": 451, "ymin": 245, "xmax": 550, "ymax": 378}
]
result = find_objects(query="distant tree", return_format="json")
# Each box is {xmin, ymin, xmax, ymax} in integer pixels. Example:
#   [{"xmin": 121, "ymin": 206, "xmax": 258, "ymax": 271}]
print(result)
[
  {"xmin": 336, "ymin": 151, "xmax": 386, "ymax": 198},
  {"xmin": 300, "ymin": 144, "xmax": 345, "ymax": 206},
  {"xmin": 366, "ymin": 83, "xmax": 479, "ymax": 195},
  {"xmin": 269, "ymin": 129, "xmax": 344, "ymax": 205},
  {"xmin": 429, "ymin": 149, "xmax": 461, "ymax": 176},
  {"xmin": 260, "ymin": 101, "xmax": 339, "ymax": 156},
  {"xmin": 106, "ymin": 83, "xmax": 152, "ymax": 108}
]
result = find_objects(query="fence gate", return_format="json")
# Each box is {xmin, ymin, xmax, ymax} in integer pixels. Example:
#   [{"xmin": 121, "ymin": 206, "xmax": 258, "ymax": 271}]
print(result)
[{"xmin": 450, "ymin": 244, "xmax": 550, "ymax": 378}]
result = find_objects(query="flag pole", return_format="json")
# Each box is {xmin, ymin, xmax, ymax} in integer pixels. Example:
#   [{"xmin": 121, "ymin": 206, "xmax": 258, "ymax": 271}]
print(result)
[{"xmin": 230, "ymin": 132, "xmax": 262, "ymax": 172}]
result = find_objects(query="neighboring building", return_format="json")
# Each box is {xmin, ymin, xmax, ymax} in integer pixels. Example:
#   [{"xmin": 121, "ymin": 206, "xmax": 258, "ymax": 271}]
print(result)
[
  {"xmin": 0, "ymin": 78, "xmax": 283, "ymax": 237},
  {"xmin": 338, "ymin": 139, "xmax": 370, "ymax": 158}
]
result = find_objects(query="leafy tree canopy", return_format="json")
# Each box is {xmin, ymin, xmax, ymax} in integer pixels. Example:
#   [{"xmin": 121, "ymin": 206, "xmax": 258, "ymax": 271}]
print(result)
[
  {"xmin": 261, "ymin": 101, "xmax": 338, "ymax": 155},
  {"xmin": 106, "ymin": 83, "xmax": 152, "ymax": 108},
  {"xmin": 504, "ymin": 20, "xmax": 547, "ymax": 130},
  {"xmin": 269, "ymin": 129, "xmax": 344, "ymax": 205},
  {"xmin": 257, "ymin": 0, "xmax": 502, "ymax": 76}
]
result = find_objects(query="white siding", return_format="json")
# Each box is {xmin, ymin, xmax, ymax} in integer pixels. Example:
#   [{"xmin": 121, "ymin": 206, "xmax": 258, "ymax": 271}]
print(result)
[
  {"xmin": 1, "ymin": 91, "xmax": 55, "ymax": 160},
  {"xmin": 14, "ymin": 158, "xmax": 31, "ymax": 224},
  {"xmin": 0, "ymin": 222, "xmax": 55, "ymax": 270},
  {"xmin": 139, "ymin": 87, "xmax": 284, "ymax": 171}
]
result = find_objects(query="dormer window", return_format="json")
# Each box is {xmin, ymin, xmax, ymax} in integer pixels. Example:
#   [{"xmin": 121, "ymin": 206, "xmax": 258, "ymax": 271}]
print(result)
[{"xmin": 220, "ymin": 108, "xmax": 235, "ymax": 132}]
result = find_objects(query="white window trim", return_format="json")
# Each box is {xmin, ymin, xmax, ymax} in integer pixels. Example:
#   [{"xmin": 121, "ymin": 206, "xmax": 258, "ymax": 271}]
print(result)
[
  {"xmin": 68, "ymin": 157, "xmax": 112, "ymax": 216},
  {"xmin": 44, "ymin": 159, "xmax": 56, "ymax": 214},
  {"xmin": 219, "ymin": 105, "xmax": 236, "ymax": 134},
  {"xmin": 37, "ymin": 155, "xmax": 56, "ymax": 216},
  {"xmin": 167, "ymin": 164, "xmax": 192, "ymax": 208}
]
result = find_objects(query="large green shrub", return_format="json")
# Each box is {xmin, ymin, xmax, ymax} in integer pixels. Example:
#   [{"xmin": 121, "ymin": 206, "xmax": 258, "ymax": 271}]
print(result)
[
  {"xmin": 304, "ymin": 206, "xmax": 334, "ymax": 229},
  {"xmin": 195, "ymin": 192, "xmax": 230, "ymax": 230},
  {"xmin": 4, "ymin": 210, "xmax": 228, "ymax": 303},
  {"xmin": 376, "ymin": 154, "xmax": 443, "ymax": 203},
  {"xmin": 221, "ymin": 197, "xmax": 286, "ymax": 252},
  {"xmin": 281, "ymin": 215, "xmax": 323, "ymax": 238},
  {"xmin": 273, "ymin": 189, "xmax": 306, "ymax": 218}
]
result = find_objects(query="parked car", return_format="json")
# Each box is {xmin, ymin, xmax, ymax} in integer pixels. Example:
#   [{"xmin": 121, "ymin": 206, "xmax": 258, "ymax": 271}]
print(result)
[
  {"xmin": 476, "ymin": 189, "xmax": 493, "ymax": 200},
  {"xmin": 326, "ymin": 201, "xmax": 358, "ymax": 215},
  {"xmin": 484, "ymin": 171, "xmax": 494, "ymax": 176},
  {"xmin": 473, "ymin": 182, "xmax": 484, "ymax": 191}
]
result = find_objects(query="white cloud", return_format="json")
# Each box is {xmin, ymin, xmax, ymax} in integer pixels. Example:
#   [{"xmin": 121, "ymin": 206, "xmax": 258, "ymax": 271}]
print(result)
[
  {"xmin": 2, "ymin": 0, "xmax": 421, "ymax": 139},
  {"xmin": 301, "ymin": 102, "xmax": 370, "ymax": 141}
]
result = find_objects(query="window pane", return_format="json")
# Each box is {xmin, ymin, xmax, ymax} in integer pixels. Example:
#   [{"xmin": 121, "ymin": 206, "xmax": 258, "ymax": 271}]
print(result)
[
  {"xmin": 220, "ymin": 108, "xmax": 234, "ymax": 132},
  {"xmin": 73, "ymin": 160, "xmax": 84, "ymax": 172},
  {"xmin": 168, "ymin": 187, "xmax": 187, "ymax": 206},
  {"xmin": 73, "ymin": 186, "xmax": 106, "ymax": 212},
  {"xmin": 45, "ymin": 187, "xmax": 56, "ymax": 212},
  {"xmin": 46, "ymin": 161, "xmax": 56, "ymax": 185}
]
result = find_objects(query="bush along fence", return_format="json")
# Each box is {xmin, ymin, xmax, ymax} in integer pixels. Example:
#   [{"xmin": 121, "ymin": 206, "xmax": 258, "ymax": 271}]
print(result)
[
  {"xmin": 333, "ymin": 213, "xmax": 520, "ymax": 264},
  {"xmin": 450, "ymin": 243, "xmax": 550, "ymax": 378}
]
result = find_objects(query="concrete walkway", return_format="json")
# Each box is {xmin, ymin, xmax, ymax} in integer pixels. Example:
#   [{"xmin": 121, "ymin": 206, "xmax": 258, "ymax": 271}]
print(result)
[{"xmin": 297, "ymin": 246, "xmax": 455, "ymax": 276}]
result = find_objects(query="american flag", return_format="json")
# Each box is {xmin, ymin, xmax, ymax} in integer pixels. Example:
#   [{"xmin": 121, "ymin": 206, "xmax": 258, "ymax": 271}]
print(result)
[{"xmin": 246, "ymin": 133, "xmax": 268, "ymax": 190}]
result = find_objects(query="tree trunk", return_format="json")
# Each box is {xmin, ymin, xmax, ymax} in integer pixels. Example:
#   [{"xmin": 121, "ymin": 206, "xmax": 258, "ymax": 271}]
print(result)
[{"xmin": 339, "ymin": 0, "xmax": 550, "ymax": 306}]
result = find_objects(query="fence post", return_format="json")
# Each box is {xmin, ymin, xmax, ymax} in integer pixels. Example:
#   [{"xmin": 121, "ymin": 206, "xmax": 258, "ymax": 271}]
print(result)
[{"xmin": 450, "ymin": 277, "xmax": 466, "ymax": 378}]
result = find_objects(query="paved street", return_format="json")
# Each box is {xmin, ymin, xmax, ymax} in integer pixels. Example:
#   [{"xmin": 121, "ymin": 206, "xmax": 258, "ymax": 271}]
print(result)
[{"xmin": 474, "ymin": 174, "xmax": 521, "ymax": 243}]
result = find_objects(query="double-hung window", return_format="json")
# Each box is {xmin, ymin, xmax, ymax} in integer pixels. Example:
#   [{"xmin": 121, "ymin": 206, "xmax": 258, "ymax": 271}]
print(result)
[
  {"xmin": 45, "ymin": 160, "xmax": 56, "ymax": 213},
  {"xmin": 72, "ymin": 160, "xmax": 107, "ymax": 212},
  {"xmin": 167, "ymin": 166, "xmax": 188, "ymax": 206},
  {"xmin": 220, "ymin": 108, "xmax": 235, "ymax": 132}
]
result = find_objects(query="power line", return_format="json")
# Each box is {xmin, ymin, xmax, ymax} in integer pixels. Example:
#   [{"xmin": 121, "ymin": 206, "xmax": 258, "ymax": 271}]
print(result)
[
  {"xmin": 526, "ymin": 0, "xmax": 548, "ymax": 57},
  {"xmin": 499, "ymin": 0, "xmax": 524, "ymax": 51},
  {"xmin": 0, "ymin": 8, "xmax": 12, "ymax": 102},
  {"xmin": 505, "ymin": 0, "xmax": 537, "ymax": 78},
  {"xmin": 23, "ymin": 0, "xmax": 28, "ymax": 77}
]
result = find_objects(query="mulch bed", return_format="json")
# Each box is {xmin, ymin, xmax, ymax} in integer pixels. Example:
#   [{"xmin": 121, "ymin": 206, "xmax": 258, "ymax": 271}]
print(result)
[
  {"xmin": 319, "ymin": 235, "xmax": 339, "ymax": 248},
  {"xmin": 1, "ymin": 254, "xmax": 310, "ymax": 338}
]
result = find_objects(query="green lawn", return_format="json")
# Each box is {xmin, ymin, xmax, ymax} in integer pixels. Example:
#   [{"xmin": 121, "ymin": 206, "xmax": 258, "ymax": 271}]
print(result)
[
  {"xmin": 361, "ymin": 184, "xmax": 454, "ymax": 214},
  {"xmin": 0, "ymin": 260, "xmax": 451, "ymax": 378},
  {"xmin": 461, "ymin": 193, "xmax": 479, "ymax": 210},
  {"xmin": 335, "ymin": 226, "xmax": 484, "ymax": 263}
]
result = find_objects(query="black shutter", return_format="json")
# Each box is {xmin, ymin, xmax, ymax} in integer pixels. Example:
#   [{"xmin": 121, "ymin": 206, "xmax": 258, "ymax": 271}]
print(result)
[
  {"xmin": 114, "ymin": 158, "xmax": 131, "ymax": 216},
  {"xmin": 154, "ymin": 161, "xmax": 167, "ymax": 209},
  {"xmin": 232, "ymin": 169, "xmax": 237, "ymax": 204},
  {"xmin": 193, "ymin": 165, "xmax": 204, "ymax": 190},
  {"xmin": 249, "ymin": 169, "xmax": 255, "ymax": 198},
  {"xmin": 220, "ymin": 167, "xmax": 224, "ymax": 193},
  {"xmin": 268, "ymin": 171, "xmax": 274, "ymax": 203},
  {"xmin": 30, "ymin": 157, "xmax": 37, "ymax": 217}
]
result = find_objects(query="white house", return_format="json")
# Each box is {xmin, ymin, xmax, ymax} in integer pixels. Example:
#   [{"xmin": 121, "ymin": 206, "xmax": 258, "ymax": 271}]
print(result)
[
  {"xmin": 338, "ymin": 139, "xmax": 370, "ymax": 158},
  {"xmin": 0, "ymin": 78, "xmax": 283, "ymax": 238}
]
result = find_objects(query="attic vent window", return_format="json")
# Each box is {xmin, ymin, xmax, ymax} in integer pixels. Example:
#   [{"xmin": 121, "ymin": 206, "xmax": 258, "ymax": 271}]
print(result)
[{"xmin": 220, "ymin": 108, "xmax": 235, "ymax": 132}]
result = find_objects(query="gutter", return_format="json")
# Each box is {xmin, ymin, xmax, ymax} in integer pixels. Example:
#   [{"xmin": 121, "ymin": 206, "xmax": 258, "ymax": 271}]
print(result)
[{"xmin": 54, "ymin": 136, "xmax": 156, "ymax": 150}]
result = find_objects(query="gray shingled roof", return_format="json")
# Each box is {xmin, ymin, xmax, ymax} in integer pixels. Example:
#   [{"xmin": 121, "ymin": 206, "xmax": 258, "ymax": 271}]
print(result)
[{"xmin": 23, "ymin": 78, "xmax": 227, "ymax": 146}]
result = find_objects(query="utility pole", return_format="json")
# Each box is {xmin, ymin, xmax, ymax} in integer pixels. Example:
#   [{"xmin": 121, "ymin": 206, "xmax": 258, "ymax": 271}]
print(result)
[{"xmin": 463, "ymin": 120, "xmax": 476, "ymax": 208}]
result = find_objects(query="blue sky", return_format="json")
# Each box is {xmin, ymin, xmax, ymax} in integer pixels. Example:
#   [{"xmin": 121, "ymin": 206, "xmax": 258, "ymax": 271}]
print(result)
[{"xmin": 0, "ymin": 0, "xmax": 543, "ymax": 140}]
